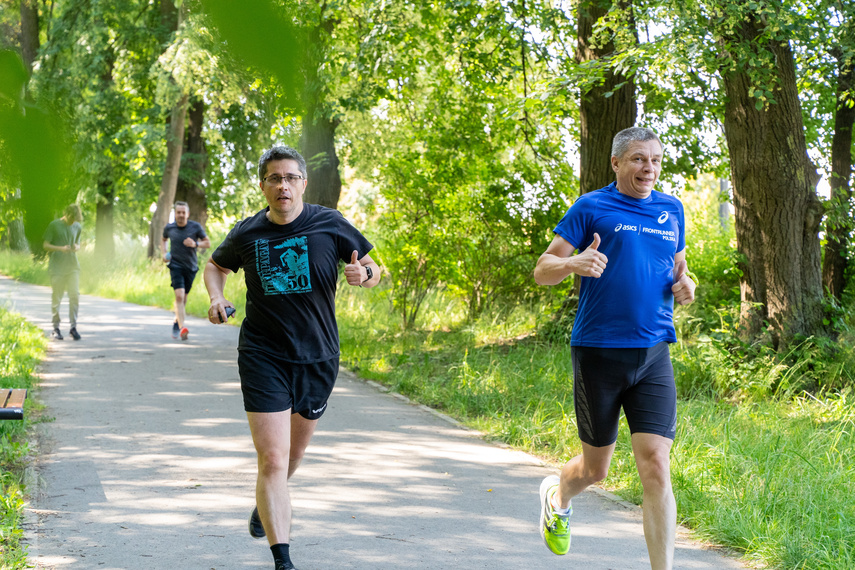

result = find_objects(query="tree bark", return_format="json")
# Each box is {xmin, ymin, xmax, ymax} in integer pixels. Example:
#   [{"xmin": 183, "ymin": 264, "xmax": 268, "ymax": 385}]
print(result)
[
  {"xmin": 147, "ymin": 1, "xmax": 186, "ymax": 258},
  {"xmin": 95, "ymin": 178, "xmax": 115, "ymax": 260},
  {"xmin": 148, "ymin": 93, "xmax": 189, "ymax": 258},
  {"xmin": 300, "ymin": 103, "xmax": 342, "ymax": 210},
  {"xmin": 560, "ymin": 0, "xmax": 637, "ymax": 308},
  {"xmin": 720, "ymin": 18, "xmax": 824, "ymax": 348},
  {"xmin": 175, "ymin": 97, "xmax": 208, "ymax": 227},
  {"xmin": 822, "ymin": 50, "xmax": 854, "ymax": 302},
  {"xmin": 9, "ymin": 0, "xmax": 40, "ymax": 251},
  {"xmin": 93, "ymin": 51, "xmax": 118, "ymax": 260},
  {"xmin": 576, "ymin": 0, "xmax": 637, "ymax": 196},
  {"xmin": 19, "ymin": 0, "xmax": 39, "ymax": 73}
]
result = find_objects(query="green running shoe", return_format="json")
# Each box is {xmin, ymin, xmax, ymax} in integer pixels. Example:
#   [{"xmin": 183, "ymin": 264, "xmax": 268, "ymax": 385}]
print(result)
[{"xmin": 539, "ymin": 475, "xmax": 571, "ymax": 555}]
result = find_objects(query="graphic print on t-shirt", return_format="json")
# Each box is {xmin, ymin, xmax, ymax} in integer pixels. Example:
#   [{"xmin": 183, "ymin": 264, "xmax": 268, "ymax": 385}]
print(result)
[{"xmin": 255, "ymin": 237, "xmax": 312, "ymax": 295}]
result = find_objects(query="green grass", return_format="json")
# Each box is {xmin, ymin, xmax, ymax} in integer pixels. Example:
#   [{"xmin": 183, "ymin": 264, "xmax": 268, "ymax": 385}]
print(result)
[
  {"xmin": 1, "ymin": 246, "xmax": 854, "ymax": 569},
  {"xmin": 336, "ymin": 281, "xmax": 855, "ymax": 570},
  {"xmin": 0, "ymin": 307, "xmax": 48, "ymax": 569}
]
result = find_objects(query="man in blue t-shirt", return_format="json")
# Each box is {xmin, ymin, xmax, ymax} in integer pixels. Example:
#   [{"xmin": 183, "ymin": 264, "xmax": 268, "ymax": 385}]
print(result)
[
  {"xmin": 161, "ymin": 202, "xmax": 210, "ymax": 341},
  {"xmin": 534, "ymin": 127, "xmax": 697, "ymax": 569},
  {"xmin": 204, "ymin": 145, "xmax": 380, "ymax": 570}
]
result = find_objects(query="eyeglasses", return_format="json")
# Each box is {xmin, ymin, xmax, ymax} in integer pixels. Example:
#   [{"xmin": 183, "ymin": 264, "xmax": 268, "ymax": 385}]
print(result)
[{"xmin": 264, "ymin": 174, "xmax": 305, "ymax": 186}]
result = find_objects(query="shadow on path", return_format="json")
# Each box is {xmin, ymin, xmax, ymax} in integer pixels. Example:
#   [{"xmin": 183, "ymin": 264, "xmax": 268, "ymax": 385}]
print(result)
[{"xmin": 0, "ymin": 276, "xmax": 746, "ymax": 569}]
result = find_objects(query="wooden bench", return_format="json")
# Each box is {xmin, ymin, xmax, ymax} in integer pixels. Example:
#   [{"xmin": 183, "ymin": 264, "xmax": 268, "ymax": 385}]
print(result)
[{"xmin": 0, "ymin": 389, "xmax": 26, "ymax": 420}]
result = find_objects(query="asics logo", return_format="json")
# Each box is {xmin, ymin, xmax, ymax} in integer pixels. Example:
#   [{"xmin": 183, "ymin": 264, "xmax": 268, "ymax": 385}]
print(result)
[
  {"xmin": 312, "ymin": 403, "xmax": 327, "ymax": 415},
  {"xmin": 614, "ymin": 223, "xmax": 637, "ymax": 232},
  {"xmin": 658, "ymin": 211, "xmax": 669, "ymax": 224}
]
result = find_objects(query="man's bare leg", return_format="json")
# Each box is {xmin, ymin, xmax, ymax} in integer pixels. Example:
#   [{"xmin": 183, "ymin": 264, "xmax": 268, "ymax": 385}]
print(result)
[
  {"xmin": 555, "ymin": 441, "xmax": 616, "ymax": 508},
  {"xmin": 173, "ymin": 288, "xmax": 186, "ymax": 328},
  {"xmin": 632, "ymin": 432, "xmax": 676, "ymax": 570}
]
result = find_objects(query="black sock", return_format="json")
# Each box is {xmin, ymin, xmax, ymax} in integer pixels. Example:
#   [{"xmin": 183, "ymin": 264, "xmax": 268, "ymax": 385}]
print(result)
[{"xmin": 271, "ymin": 543, "xmax": 291, "ymax": 566}]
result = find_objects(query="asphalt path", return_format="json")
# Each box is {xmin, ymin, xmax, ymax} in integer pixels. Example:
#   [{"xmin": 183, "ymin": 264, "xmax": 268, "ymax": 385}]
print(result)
[{"xmin": 0, "ymin": 276, "xmax": 746, "ymax": 569}]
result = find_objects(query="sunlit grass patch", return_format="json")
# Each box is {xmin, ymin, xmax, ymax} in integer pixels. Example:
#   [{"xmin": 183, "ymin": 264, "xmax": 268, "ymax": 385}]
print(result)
[{"xmin": 0, "ymin": 308, "xmax": 47, "ymax": 569}]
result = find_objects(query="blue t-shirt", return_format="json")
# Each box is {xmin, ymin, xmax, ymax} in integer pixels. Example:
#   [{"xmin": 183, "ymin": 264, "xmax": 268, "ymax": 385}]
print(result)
[{"xmin": 553, "ymin": 182, "xmax": 686, "ymax": 348}]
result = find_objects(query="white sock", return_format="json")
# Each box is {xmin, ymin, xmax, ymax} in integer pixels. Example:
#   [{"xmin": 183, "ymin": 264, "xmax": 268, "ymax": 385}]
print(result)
[{"xmin": 550, "ymin": 490, "xmax": 571, "ymax": 516}]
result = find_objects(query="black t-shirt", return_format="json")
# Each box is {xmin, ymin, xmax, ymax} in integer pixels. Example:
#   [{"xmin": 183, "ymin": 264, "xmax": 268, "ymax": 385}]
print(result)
[
  {"xmin": 163, "ymin": 220, "xmax": 207, "ymax": 271},
  {"xmin": 212, "ymin": 203, "xmax": 373, "ymax": 363}
]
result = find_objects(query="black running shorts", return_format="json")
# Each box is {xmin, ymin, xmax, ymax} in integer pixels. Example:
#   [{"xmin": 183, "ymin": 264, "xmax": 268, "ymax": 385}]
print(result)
[
  {"xmin": 238, "ymin": 349, "xmax": 339, "ymax": 419},
  {"xmin": 169, "ymin": 265, "xmax": 198, "ymax": 295},
  {"xmin": 572, "ymin": 342, "xmax": 677, "ymax": 447}
]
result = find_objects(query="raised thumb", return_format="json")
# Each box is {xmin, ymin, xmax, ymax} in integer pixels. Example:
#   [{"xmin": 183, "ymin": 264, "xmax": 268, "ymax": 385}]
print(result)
[
  {"xmin": 589, "ymin": 233, "xmax": 601, "ymax": 251},
  {"xmin": 351, "ymin": 250, "xmax": 359, "ymax": 265},
  {"xmin": 673, "ymin": 259, "xmax": 687, "ymax": 284}
]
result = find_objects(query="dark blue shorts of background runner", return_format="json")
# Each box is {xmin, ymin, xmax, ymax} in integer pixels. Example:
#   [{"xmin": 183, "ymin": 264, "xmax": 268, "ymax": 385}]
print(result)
[
  {"xmin": 238, "ymin": 349, "xmax": 339, "ymax": 419},
  {"xmin": 169, "ymin": 265, "xmax": 198, "ymax": 294},
  {"xmin": 572, "ymin": 341, "xmax": 677, "ymax": 447}
]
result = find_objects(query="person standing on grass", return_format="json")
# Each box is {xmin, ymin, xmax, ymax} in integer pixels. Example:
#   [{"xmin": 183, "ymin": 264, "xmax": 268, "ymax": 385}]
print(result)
[
  {"xmin": 43, "ymin": 203, "xmax": 84, "ymax": 341},
  {"xmin": 203, "ymin": 145, "xmax": 380, "ymax": 570},
  {"xmin": 533, "ymin": 127, "xmax": 697, "ymax": 570},
  {"xmin": 161, "ymin": 201, "xmax": 210, "ymax": 341}
]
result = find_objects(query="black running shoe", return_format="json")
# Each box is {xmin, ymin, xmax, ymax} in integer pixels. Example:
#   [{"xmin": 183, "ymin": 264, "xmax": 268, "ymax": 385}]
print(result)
[
  {"xmin": 275, "ymin": 562, "xmax": 297, "ymax": 570},
  {"xmin": 69, "ymin": 327, "xmax": 81, "ymax": 341},
  {"xmin": 51, "ymin": 328, "xmax": 63, "ymax": 340},
  {"xmin": 248, "ymin": 506, "xmax": 265, "ymax": 539},
  {"xmin": 172, "ymin": 321, "xmax": 180, "ymax": 339}
]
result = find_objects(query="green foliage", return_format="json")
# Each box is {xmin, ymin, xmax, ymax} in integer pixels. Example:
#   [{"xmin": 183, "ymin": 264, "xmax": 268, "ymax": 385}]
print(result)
[
  {"xmin": 0, "ymin": 307, "xmax": 47, "ymax": 569},
  {"xmin": 672, "ymin": 394, "xmax": 855, "ymax": 570},
  {"xmin": 0, "ymin": 49, "xmax": 76, "ymax": 253},
  {"xmin": 334, "ymin": 272, "xmax": 855, "ymax": 570},
  {"xmin": 349, "ymin": 0, "xmax": 574, "ymax": 327}
]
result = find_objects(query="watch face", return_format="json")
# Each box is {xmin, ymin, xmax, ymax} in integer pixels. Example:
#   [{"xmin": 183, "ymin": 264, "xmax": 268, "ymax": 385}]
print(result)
[{"xmin": 366, "ymin": 265, "xmax": 373, "ymax": 279}]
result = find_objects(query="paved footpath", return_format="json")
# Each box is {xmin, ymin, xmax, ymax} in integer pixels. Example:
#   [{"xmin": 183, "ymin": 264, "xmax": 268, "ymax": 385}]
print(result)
[{"xmin": 0, "ymin": 276, "xmax": 746, "ymax": 570}]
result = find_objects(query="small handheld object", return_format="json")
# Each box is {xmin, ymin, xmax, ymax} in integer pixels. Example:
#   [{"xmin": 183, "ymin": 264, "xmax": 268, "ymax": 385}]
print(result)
[{"xmin": 219, "ymin": 307, "xmax": 236, "ymax": 323}]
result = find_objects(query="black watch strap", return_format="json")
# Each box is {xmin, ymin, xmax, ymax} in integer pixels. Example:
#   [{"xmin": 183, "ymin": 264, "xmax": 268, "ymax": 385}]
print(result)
[{"xmin": 362, "ymin": 265, "xmax": 373, "ymax": 283}]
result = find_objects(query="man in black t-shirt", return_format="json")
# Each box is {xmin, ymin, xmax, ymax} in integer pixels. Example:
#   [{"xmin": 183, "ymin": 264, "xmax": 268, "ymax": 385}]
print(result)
[
  {"xmin": 161, "ymin": 201, "xmax": 210, "ymax": 340},
  {"xmin": 204, "ymin": 145, "xmax": 380, "ymax": 570}
]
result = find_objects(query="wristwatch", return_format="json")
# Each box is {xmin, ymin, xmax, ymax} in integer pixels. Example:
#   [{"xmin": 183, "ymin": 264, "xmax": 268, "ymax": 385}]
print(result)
[{"xmin": 362, "ymin": 265, "xmax": 373, "ymax": 284}]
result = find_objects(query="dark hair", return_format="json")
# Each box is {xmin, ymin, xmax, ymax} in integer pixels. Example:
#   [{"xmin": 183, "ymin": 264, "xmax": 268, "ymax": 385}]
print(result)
[
  {"xmin": 258, "ymin": 145, "xmax": 307, "ymax": 181},
  {"xmin": 611, "ymin": 127, "xmax": 662, "ymax": 159}
]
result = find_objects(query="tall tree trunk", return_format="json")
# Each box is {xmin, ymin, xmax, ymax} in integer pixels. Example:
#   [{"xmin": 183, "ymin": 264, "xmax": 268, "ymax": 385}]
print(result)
[
  {"xmin": 299, "ymin": 15, "xmax": 341, "ymax": 210},
  {"xmin": 576, "ymin": 0, "xmax": 637, "ymax": 196},
  {"xmin": 300, "ymin": 107, "xmax": 342, "ymax": 209},
  {"xmin": 555, "ymin": 0, "xmax": 637, "ymax": 315},
  {"xmin": 94, "ymin": 54, "xmax": 117, "ymax": 260},
  {"xmin": 147, "ymin": 1, "xmax": 186, "ymax": 258},
  {"xmin": 175, "ymin": 97, "xmax": 208, "ymax": 227},
  {"xmin": 8, "ymin": 0, "xmax": 40, "ymax": 251},
  {"xmin": 19, "ymin": 0, "xmax": 39, "ymax": 73},
  {"xmin": 95, "ymin": 178, "xmax": 115, "ymax": 260},
  {"xmin": 148, "ymin": 93, "xmax": 189, "ymax": 258},
  {"xmin": 822, "ymin": 50, "xmax": 854, "ymax": 302},
  {"xmin": 720, "ymin": 19, "xmax": 824, "ymax": 348}
]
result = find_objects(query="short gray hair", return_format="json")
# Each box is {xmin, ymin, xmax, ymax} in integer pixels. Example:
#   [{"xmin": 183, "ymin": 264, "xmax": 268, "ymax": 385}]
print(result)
[
  {"xmin": 258, "ymin": 145, "xmax": 307, "ymax": 181},
  {"xmin": 611, "ymin": 127, "xmax": 662, "ymax": 159}
]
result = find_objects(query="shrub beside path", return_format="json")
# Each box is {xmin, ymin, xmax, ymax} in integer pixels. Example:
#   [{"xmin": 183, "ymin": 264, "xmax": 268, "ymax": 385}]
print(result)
[{"xmin": 0, "ymin": 275, "xmax": 746, "ymax": 569}]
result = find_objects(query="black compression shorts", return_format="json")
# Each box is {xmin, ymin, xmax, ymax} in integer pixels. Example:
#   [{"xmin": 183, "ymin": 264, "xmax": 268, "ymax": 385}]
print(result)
[
  {"xmin": 238, "ymin": 350, "xmax": 339, "ymax": 419},
  {"xmin": 572, "ymin": 342, "xmax": 677, "ymax": 447}
]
